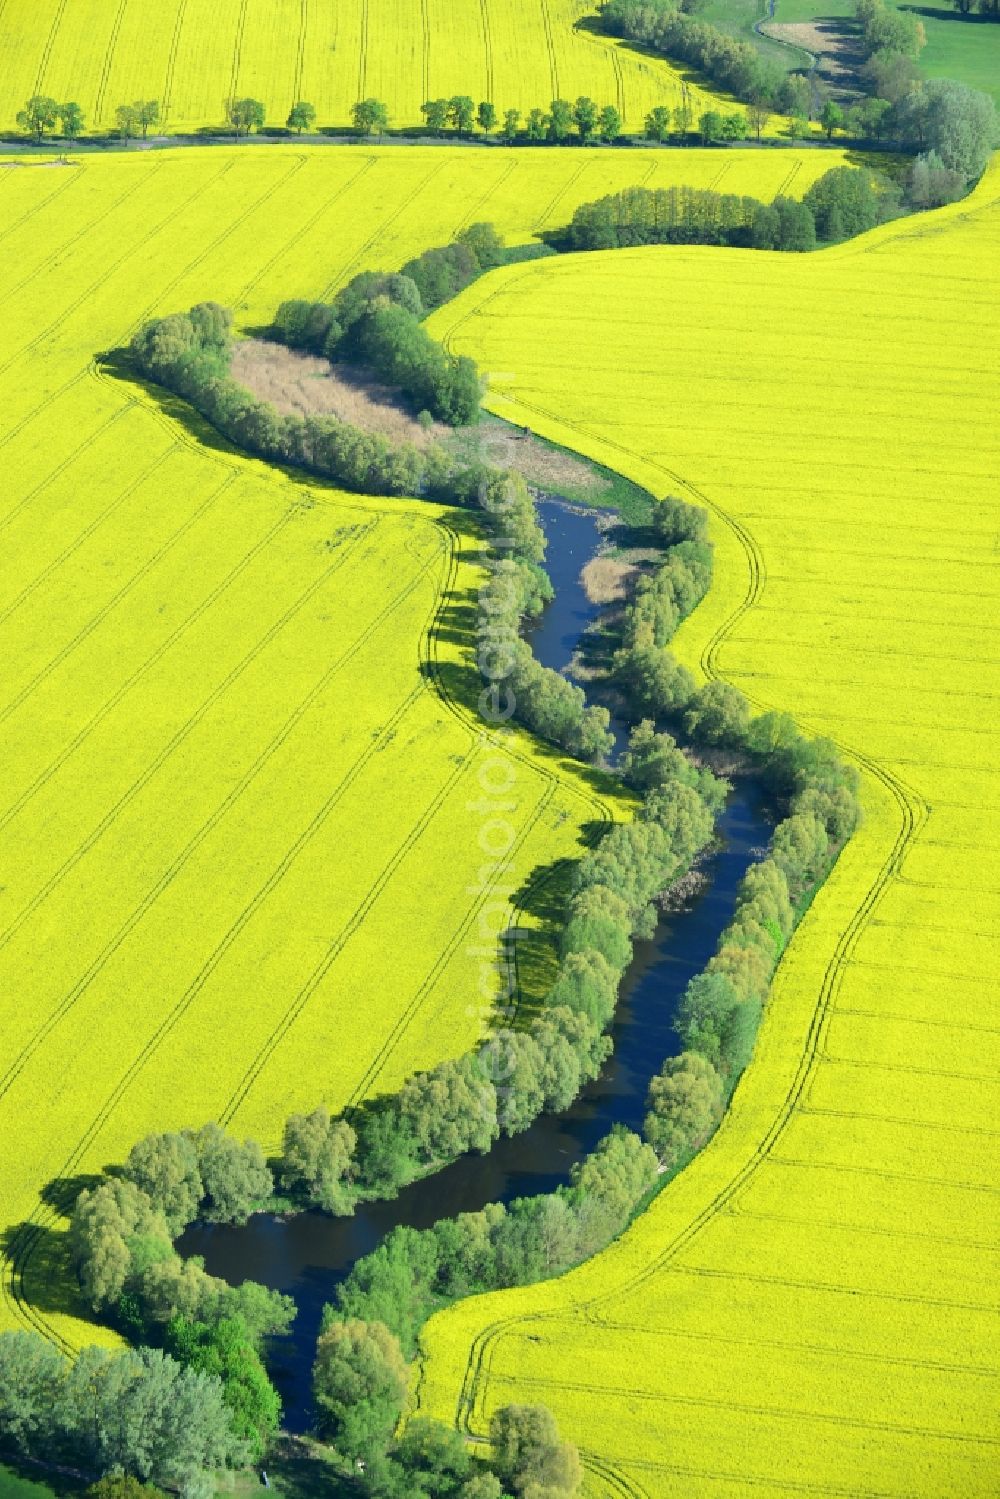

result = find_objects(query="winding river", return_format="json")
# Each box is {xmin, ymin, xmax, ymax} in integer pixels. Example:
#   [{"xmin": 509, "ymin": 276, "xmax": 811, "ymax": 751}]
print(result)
[{"xmin": 179, "ymin": 501, "xmax": 770, "ymax": 1431}]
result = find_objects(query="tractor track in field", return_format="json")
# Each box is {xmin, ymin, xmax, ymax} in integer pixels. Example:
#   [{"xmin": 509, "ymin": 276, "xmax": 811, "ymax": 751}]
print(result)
[
  {"xmin": 161, "ymin": 0, "xmax": 190, "ymax": 120},
  {"xmin": 581, "ymin": 1453, "xmax": 647, "ymax": 1499},
  {"xmin": 318, "ymin": 155, "xmax": 450, "ymax": 299},
  {"xmin": 0, "ymin": 164, "xmax": 168, "ymax": 338},
  {"xmin": 0, "ymin": 502, "xmax": 333, "ymax": 1093},
  {"xmin": 539, "ymin": 0, "xmax": 560, "ymax": 101},
  {"xmin": 0, "ymin": 157, "xmax": 225, "ymax": 380},
  {"xmin": 478, "ymin": 0, "xmax": 495, "ymax": 108},
  {"xmin": 0, "ymin": 404, "xmax": 135, "ymax": 540},
  {"xmin": 227, "ymin": 0, "xmax": 251, "ymax": 107},
  {"xmin": 93, "ymin": 0, "xmax": 130, "ymax": 127},
  {"xmin": 357, "ymin": 0, "xmax": 369, "ymax": 110},
  {"xmin": 473, "ymin": 1363, "xmax": 1000, "ymax": 1448},
  {"xmin": 454, "ymin": 156, "xmax": 518, "ymax": 234},
  {"xmin": 435, "ymin": 271, "xmax": 931, "ymax": 1470},
  {"xmin": 420, "ymin": 0, "xmax": 431, "ymax": 103},
  {"xmin": 292, "ymin": 0, "xmax": 309, "ymax": 107},
  {"xmin": 31, "ymin": 0, "xmax": 69, "ymax": 98},
  {"xmin": 0, "ymin": 472, "xmax": 279, "ymax": 841},
  {"xmin": 342, "ymin": 497, "xmax": 616, "ymax": 1107},
  {"xmin": 0, "ymin": 439, "xmax": 180, "ymax": 632},
  {"xmin": 343, "ymin": 490, "xmax": 618, "ymax": 1104}
]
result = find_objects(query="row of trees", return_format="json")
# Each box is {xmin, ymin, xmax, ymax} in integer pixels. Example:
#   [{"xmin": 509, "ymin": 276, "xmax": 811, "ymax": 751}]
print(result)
[
  {"xmin": 16, "ymin": 95, "xmax": 162, "ymax": 141},
  {"xmin": 561, "ymin": 157, "xmax": 976, "ymax": 253},
  {"xmin": 419, "ymin": 93, "xmax": 625, "ymax": 144},
  {"xmin": 601, "ymin": 487, "xmax": 863, "ymax": 1161}
]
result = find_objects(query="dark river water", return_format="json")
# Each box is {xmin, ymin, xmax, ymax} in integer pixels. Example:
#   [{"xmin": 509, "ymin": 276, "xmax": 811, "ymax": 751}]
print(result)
[{"xmin": 179, "ymin": 501, "xmax": 769, "ymax": 1431}]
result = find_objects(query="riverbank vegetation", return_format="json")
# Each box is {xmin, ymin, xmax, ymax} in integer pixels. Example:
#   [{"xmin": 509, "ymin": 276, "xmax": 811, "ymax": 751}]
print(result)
[
  {"xmin": 113, "ymin": 214, "xmax": 861, "ymax": 1476},
  {"xmin": 598, "ymin": 0, "xmax": 998, "ymax": 165}
]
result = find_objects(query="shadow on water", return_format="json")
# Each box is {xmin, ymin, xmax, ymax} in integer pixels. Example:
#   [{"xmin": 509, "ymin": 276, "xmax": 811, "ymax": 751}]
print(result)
[{"xmin": 179, "ymin": 500, "xmax": 771, "ymax": 1432}]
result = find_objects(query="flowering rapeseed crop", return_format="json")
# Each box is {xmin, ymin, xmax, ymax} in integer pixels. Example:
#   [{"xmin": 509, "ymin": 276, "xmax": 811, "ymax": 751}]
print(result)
[
  {"xmin": 0, "ymin": 0, "xmax": 728, "ymax": 133},
  {"xmin": 0, "ymin": 141, "xmax": 838, "ymax": 1360},
  {"xmin": 422, "ymin": 161, "xmax": 1000, "ymax": 1497}
]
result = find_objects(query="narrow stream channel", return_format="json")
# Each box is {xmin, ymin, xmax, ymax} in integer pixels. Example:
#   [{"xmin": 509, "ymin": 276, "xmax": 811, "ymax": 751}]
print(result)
[{"xmin": 179, "ymin": 500, "xmax": 770, "ymax": 1432}]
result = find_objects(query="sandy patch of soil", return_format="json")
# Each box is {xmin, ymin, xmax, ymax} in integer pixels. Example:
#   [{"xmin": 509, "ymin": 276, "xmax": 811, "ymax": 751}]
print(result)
[
  {"xmin": 581, "ymin": 555, "xmax": 638, "ymax": 604},
  {"xmin": 230, "ymin": 339, "xmax": 449, "ymax": 446}
]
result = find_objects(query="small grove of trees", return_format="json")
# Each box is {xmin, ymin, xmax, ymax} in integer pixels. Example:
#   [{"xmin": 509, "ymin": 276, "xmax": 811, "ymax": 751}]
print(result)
[
  {"xmin": 561, "ymin": 165, "xmax": 903, "ymax": 254},
  {"xmin": 353, "ymin": 97, "xmax": 391, "ymax": 134},
  {"xmin": 312, "ymin": 1310, "xmax": 580, "ymax": 1496},
  {"xmin": 132, "ymin": 301, "xmax": 464, "ymax": 496},
  {"xmin": 116, "ymin": 99, "xmax": 160, "ymax": 139},
  {"xmin": 0, "ymin": 1331, "xmax": 247, "ymax": 1493},
  {"xmin": 68, "ymin": 1123, "xmax": 292, "ymax": 1460},
  {"xmin": 855, "ymin": 0, "xmax": 926, "ymax": 60},
  {"xmin": 16, "ymin": 95, "xmax": 84, "ymax": 141},
  {"xmin": 226, "ymin": 96, "xmax": 265, "ymax": 136}
]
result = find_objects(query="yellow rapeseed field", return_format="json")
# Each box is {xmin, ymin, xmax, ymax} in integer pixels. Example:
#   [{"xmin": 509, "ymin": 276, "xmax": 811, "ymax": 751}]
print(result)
[
  {"xmin": 0, "ymin": 0, "xmax": 728, "ymax": 134},
  {"xmin": 420, "ymin": 165, "xmax": 1000, "ymax": 1495},
  {"xmin": 0, "ymin": 144, "xmax": 840, "ymax": 1361}
]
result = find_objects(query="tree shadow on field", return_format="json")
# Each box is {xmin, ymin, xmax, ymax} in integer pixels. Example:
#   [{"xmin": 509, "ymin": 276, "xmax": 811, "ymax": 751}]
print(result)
[
  {"xmin": 900, "ymin": 2, "xmax": 996, "ymax": 18},
  {"xmin": 507, "ymin": 855, "xmax": 577, "ymax": 1021},
  {"xmin": 573, "ymin": 13, "xmax": 711, "ymax": 94},
  {"xmin": 38, "ymin": 1173, "xmax": 103, "ymax": 1219},
  {"xmin": 99, "ymin": 349, "xmax": 253, "ymax": 464},
  {"xmin": 0, "ymin": 1220, "xmax": 86, "ymax": 1324}
]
